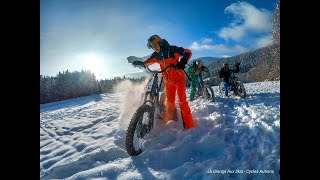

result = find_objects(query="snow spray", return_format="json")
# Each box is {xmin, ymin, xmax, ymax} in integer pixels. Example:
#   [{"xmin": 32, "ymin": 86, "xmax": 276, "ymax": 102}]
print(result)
[{"xmin": 114, "ymin": 78, "xmax": 150, "ymax": 131}]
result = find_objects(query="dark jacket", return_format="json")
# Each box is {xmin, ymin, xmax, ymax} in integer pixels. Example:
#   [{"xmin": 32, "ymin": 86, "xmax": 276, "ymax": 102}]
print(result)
[
  {"xmin": 144, "ymin": 39, "xmax": 192, "ymax": 84},
  {"xmin": 219, "ymin": 65, "xmax": 240, "ymax": 82},
  {"xmin": 145, "ymin": 39, "xmax": 191, "ymax": 64}
]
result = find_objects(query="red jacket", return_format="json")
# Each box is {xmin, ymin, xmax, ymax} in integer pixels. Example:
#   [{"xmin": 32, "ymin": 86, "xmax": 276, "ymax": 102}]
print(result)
[{"xmin": 144, "ymin": 39, "xmax": 192, "ymax": 84}]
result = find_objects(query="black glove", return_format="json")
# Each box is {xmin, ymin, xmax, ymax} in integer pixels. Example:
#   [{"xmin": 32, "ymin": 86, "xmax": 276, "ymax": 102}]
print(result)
[
  {"xmin": 175, "ymin": 60, "xmax": 186, "ymax": 70},
  {"xmin": 132, "ymin": 61, "xmax": 145, "ymax": 68},
  {"xmin": 127, "ymin": 56, "xmax": 144, "ymax": 63}
]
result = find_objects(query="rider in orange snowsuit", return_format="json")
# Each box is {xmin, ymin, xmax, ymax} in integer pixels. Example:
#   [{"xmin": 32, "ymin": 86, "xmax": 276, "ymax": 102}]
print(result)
[{"xmin": 143, "ymin": 35, "xmax": 194, "ymax": 129}]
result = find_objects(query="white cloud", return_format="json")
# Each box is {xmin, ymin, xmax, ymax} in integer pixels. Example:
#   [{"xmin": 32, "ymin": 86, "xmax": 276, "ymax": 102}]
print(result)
[
  {"xmin": 219, "ymin": 26, "xmax": 246, "ymax": 41},
  {"xmin": 256, "ymin": 35, "xmax": 273, "ymax": 48},
  {"xmin": 201, "ymin": 38, "xmax": 213, "ymax": 44},
  {"xmin": 218, "ymin": 1, "xmax": 272, "ymax": 41},
  {"xmin": 190, "ymin": 42, "xmax": 210, "ymax": 50},
  {"xmin": 189, "ymin": 41, "xmax": 248, "ymax": 53}
]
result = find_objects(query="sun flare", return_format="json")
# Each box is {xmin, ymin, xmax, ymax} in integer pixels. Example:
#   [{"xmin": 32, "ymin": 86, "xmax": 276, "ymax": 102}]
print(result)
[{"xmin": 79, "ymin": 53, "xmax": 103, "ymax": 77}]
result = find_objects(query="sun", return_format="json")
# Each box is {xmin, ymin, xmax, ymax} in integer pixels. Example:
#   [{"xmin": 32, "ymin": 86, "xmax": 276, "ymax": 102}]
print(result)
[{"xmin": 80, "ymin": 53, "xmax": 103, "ymax": 76}]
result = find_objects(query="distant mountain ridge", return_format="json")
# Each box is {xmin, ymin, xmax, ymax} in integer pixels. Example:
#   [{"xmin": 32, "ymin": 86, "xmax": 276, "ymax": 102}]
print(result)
[{"xmin": 188, "ymin": 57, "xmax": 223, "ymax": 66}]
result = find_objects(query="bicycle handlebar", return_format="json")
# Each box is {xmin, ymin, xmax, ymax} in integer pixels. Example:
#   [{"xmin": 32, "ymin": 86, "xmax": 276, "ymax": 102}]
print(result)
[
  {"xmin": 145, "ymin": 64, "xmax": 176, "ymax": 74},
  {"xmin": 134, "ymin": 63, "xmax": 192, "ymax": 80}
]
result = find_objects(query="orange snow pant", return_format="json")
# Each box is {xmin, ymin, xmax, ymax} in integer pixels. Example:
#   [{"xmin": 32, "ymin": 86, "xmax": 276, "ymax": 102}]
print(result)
[{"xmin": 164, "ymin": 79, "xmax": 194, "ymax": 129}]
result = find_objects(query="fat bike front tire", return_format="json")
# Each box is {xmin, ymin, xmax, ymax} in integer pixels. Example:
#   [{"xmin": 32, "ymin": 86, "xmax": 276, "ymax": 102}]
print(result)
[
  {"xmin": 125, "ymin": 105, "xmax": 155, "ymax": 156},
  {"xmin": 203, "ymin": 85, "xmax": 215, "ymax": 102}
]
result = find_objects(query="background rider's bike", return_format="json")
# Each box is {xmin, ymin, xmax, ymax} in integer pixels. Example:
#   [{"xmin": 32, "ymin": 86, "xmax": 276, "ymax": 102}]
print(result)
[
  {"xmin": 196, "ymin": 80, "xmax": 215, "ymax": 102},
  {"xmin": 186, "ymin": 64, "xmax": 215, "ymax": 102},
  {"xmin": 219, "ymin": 69, "xmax": 246, "ymax": 98},
  {"xmin": 125, "ymin": 63, "xmax": 182, "ymax": 156}
]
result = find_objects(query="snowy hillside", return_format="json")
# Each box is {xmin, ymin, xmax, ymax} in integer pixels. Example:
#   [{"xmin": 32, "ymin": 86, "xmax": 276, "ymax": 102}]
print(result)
[{"xmin": 40, "ymin": 81, "xmax": 280, "ymax": 180}]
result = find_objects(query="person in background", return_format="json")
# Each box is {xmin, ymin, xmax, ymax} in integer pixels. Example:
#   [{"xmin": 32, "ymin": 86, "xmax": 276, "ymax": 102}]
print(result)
[
  {"xmin": 219, "ymin": 62, "xmax": 240, "ymax": 97},
  {"xmin": 187, "ymin": 60, "xmax": 209, "ymax": 101}
]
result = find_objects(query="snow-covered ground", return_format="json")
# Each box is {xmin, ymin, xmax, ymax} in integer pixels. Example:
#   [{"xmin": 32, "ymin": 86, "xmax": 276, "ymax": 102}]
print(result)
[{"xmin": 40, "ymin": 81, "xmax": 280, "ymax": 180}]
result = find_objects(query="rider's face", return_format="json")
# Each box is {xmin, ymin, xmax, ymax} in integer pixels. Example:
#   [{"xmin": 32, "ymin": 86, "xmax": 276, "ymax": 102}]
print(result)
[
  {"xmin": 149, "ymin": 40, "xmax": 161, "ymax": 53},
  {"xmin": 151, "ymin": 43, "xmax": 160, "ymax": 53}
]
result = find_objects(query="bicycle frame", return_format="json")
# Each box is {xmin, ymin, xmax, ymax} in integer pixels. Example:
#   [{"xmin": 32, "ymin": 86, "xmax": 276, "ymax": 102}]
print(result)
[
  {"xmin": 141, "ymin": 73, "xmax": 163, "ymax": 108},
  {"xmin": 228, "ymin": 72, "xmax": 237, "ymax": 90},
  {"xmin": 139, "ymin": 64, "xmax": 174, "ymax": 117}
]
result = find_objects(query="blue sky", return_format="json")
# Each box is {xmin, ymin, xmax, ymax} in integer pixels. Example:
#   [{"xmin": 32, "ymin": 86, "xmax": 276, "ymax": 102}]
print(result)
[{"xmin": 41, "ymin": 0, "xmax": 278, "ymax": 79}]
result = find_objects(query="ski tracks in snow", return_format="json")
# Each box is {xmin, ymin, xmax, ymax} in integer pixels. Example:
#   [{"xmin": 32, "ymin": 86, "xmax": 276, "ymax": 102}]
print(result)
[{"xmin": 40, "ymin": 94, "xmax": 128, "ymax": 179}]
